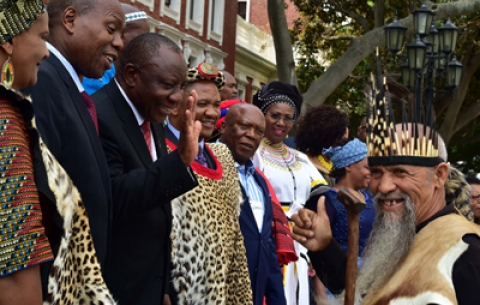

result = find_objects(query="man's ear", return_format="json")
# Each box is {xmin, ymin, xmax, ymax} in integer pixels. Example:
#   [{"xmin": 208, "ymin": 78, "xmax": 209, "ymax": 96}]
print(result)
[
  {"xmin": 220, "ymin": 120, "xmax": 227, "ymax": 133},
  {"xmin": 123, "ymin": 63, "xmax": 138, "ymax": 88},
  {"xmin": 63, "ymin": 6, "xmax": 79, "ymax": 34},
  {"xmin": 434, "ymin": 162, "xmax": 449, "ymax": 189}
]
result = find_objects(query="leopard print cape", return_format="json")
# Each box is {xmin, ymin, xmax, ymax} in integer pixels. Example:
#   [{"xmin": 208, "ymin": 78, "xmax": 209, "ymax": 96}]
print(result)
[
  {"xmin": 169, "ymin": 142, "xmax": 253, "ymax": 305},
  {"xmin": 35, "ymin": 123, "xmax": 116, "ymax": 305}
]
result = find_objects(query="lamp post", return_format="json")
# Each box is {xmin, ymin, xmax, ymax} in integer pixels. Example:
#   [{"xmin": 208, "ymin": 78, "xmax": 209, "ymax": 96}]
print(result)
[{"xmin": 384, "ymin": 2, "xmax": 463, "ymax": 122}]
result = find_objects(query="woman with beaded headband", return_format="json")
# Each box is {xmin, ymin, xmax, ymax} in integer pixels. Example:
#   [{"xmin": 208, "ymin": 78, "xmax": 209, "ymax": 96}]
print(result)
[
  {"xmin": 252, "ymin": 81, "xmax": 328, "ymax": 305},
  {"xmin": 0, "ymin": 0, "xmax": 53, "ymax": 304}
]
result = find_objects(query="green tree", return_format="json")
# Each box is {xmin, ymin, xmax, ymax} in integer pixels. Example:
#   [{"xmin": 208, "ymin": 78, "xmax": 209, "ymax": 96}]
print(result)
[{"xmin": 268, "ymin": 0, "xmax": 480, "ymax": 172}]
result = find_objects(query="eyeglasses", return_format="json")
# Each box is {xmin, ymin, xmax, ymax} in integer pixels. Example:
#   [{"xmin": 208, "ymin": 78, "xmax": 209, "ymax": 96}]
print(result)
[
  {"xmin": 472, "ymin": 194, "xmax": 480, "ymax": 201},
  {"xmin": 266, "ymin": 113, "xmax": 295, "ymax": 124},
  {"xmin": 359, "ymin": 125, "xmax": 367, "ymax": 131}
]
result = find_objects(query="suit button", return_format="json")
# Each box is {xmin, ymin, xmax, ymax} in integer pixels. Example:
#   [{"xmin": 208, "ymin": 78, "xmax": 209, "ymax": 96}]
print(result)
[
  {"xmin": 260, "ymin": 239, "xmax": 263, "ymax": 244},
  {"xmin": 254, "ymin": 269, "xmax": 258, "ymax": 273},
  {"xmin": 156, "ymin": 275, "xmax": 163, "ymax": 281}
]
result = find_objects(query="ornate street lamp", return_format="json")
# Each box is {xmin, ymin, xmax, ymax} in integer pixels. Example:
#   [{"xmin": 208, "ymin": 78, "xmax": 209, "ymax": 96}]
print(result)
[
  {"xmin": 401, "ymin": 60, "xmax": 410, "ymax": 87},
  {"xmin": 438, "ymin": 16, "xmax": 458, "ymax": 55},
  {"xmin": 412, "ymin": 1, "xmax": 434, "ymax": 37},
  {"xmin": 427, "ymin": 21, "xmax": 439, "ymax": 54},
  {"xmin": 383, "ymin": 3, "xmax": 462, "ymax": 115},
  {"xmin": 385, "ymin": 13, "xmax": 408, "ymax": 55},
  {"xmin": 407, "ymin": 35, "xmax": 427, "ymax": 70},
  {"xmin": 447, "ymin": 54, "xmax": 463, "ymax": 89},
  {"xmin": 434, "ymin": 56, "xmax": 447, "ymax": 71}
]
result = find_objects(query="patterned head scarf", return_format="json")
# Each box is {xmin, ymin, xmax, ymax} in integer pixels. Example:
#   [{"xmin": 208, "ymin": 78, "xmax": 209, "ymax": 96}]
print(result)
[
  {"xmin": 252, "ymin": 81, "xmax": 303, "ymax": 120},
  {"xmin": 323, "ymin": 138, "xmax": 367, "ymax": 170},
  {"xmin": 0, "ymin": 0, "xmax": 45, "ymax": 45}
]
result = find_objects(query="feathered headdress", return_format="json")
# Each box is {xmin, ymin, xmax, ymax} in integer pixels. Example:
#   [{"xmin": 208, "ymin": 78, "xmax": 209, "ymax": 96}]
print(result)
[{"xmin": 366, "ymin": 48, "xmax": 443, "ymax": 167}]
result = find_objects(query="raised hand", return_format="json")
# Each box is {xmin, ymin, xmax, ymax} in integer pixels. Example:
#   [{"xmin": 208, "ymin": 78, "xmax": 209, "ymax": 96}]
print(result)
[
  {"xmin": 178, "ymin": 90, "xmax": 202, "ymax": 167},
  {"xmin": 291, "ymin": 196, "xmax": 332, "ymax": 252}
]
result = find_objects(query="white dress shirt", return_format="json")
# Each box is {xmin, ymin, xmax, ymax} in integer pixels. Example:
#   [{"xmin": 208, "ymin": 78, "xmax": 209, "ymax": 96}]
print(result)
[{"xmin": 114, "ymin": 78, "xmax": 158, "ymax": 161}]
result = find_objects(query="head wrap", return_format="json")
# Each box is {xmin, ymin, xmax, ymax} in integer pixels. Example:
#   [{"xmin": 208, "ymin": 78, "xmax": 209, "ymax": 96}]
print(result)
[
  {"xmin": 252, "ymin": 81, "xmax": 303, "ymax": 120},
  {"xmin": 125, "ymin": 11, "xmax": 148, "ymax": 23},
  {"xmin": 0, "ymin": 0, "xmax": 45, "ymax": 45},
  {"xmin": 186, "ymin": 62, "xmax": 225, "ymax": 91},
  {"xmin": 215, "ymin": 99, "xmax": 247, "ymax": 130},
  {"xmin": 323, "ymin": 138, "xmax": 367, "ymax": 170}
]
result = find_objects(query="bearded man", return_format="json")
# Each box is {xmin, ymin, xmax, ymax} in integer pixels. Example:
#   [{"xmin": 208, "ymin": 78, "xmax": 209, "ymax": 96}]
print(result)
[{"xmin": 291, "ymin": 84, "xmax": 480, "ymax": 304}]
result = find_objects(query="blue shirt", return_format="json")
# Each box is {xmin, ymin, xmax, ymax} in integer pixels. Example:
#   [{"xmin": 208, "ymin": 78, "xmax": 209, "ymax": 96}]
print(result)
[
  {"xmin": 82, "ymin": 65, "xmax": 116, "ymax": 95},
  {"xmin": 236, "ymin": 159, "xmax": 265, "ymax": 232}
]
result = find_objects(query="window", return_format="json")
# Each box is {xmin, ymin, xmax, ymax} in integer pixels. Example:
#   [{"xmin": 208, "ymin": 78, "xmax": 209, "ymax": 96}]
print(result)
[
  {"xmin": 208, "ymin": 0, "xmax": 224, "ymax": 43},
  {"xmin": 186, "ymin": 0, "xmax": 204, "ymax": 34},
  {"xmin": 237, "ymin": 0, "xmax": 250, "ymax": 22},
  {"xmin": 211, "ymin": 0, "xmax": 216, "ymax": 31},
  {"xmin": 160, "ymin": 0, "xmax": 181, "ymax": 24}
]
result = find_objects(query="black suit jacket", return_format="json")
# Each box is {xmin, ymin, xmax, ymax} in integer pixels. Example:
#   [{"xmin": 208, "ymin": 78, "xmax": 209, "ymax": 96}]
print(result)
[
  {"xmin": 22, "ymin": 53, "xmax": 112, "ymax": 296},
  {"xmin": 238, "ymin": 170, "xmax": 286, "ymax": 305},
  {"xmin": 93, "ymin": 80, "xmax": 198, "ymax": 305}
]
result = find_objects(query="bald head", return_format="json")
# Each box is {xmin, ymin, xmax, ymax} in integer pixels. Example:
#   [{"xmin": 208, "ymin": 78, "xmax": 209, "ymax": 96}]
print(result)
[
  {"xmin": 221, "ymin": 104, "xmax": 265, "ymax": 165},
  {"xmin": 220, "ymin": 71, "xmax": 238, "ymax": 101}
]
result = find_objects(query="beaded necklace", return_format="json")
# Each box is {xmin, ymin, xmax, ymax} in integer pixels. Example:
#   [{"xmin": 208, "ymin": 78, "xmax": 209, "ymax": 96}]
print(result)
[
  {"xmin": 260, "ymin": 137, "xmax": 298, "ymax": 203},
  {"xmin": 318, "ymin": 155, "xmax": 333, "ymax": 172}
]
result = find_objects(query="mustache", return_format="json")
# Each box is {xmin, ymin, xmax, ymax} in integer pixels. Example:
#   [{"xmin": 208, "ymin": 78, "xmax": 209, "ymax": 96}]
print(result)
[{"xmin": 374, "ymin": 191, "xmax": 411, "ymax": 202}]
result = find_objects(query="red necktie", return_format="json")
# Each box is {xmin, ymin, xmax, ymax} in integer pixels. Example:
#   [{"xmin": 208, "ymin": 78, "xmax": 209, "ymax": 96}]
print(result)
[
  {"xmin": 81, "ymin": 91, "xmax": 99, "ymax": 135},
  {"xmin": 141, "ymin": 121, "xmax": 153, "ymax": 160}
]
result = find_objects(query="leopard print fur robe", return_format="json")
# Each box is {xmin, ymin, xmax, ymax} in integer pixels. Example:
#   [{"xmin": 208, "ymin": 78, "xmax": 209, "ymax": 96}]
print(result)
[
  {"xmin": 35, "ymin": 123, "xmax": 116, "ymax": 305},
  {"xmin": 169, "ymin": 143, "xmax": 253, "ymax": 305}
]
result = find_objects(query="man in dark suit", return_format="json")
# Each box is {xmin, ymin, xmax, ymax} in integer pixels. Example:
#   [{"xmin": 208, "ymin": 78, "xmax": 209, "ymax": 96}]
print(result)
[
  {"xmin": 22, "ymin": 0, "xmax": 124, "ymax": 295},
  {"xmin": 220, "ymin": 104, "xmax": 286, "ymax": 305},
  {"xmin": 93, "ymin": 33, "xmax": 200, "ymax": 305}
]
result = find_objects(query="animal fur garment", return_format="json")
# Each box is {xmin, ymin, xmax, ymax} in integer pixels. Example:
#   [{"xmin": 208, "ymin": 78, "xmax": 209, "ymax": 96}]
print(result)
[
  {"xmin": 361, "ymin": 214, "xmax": 480, "ymax": 305},
  {"xmin": 35, "ymin": 122, "xmax": 116, "ymax": 305},
  {"xmin": 169, "ymin": 143, "xmax": 253, "ymax": 305},
  {"xmin": 445, "ymin": 165, "xmax": 474, "ymax": 222}
]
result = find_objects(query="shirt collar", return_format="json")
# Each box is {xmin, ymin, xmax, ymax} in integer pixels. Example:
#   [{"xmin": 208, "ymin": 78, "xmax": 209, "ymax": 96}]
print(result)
[
  {"xmin": 115, "ymin": 78, "xmax": 146, "ymax": 126},
  {"xmin": 236, "ymin": 159, "xmax": 256, "ymax": 175},
  {"xmin": 167, "ymin": 121, "xmax": 204, "ymax": 148},
  {"xmin": 47, "ymin": 42, "xmax": 84, "ymax": 93}
]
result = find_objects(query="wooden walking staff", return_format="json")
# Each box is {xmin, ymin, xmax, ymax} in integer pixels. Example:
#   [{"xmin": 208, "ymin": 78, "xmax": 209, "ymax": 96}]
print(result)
[{"xmin": 336, "ymin": 188, "xmax": 366, "ymax": 305}]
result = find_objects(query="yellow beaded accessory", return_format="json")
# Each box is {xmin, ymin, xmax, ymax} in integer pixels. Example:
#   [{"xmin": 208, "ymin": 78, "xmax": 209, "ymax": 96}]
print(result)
[
  {"xmin": 0, "ymin": 0, "xmax": 45, "ymax": 45},
  {"xmin": 318, "ymin": 154, "xmax": 333, "ymax": 172},
  {"xmin": 1, "ymin": 56, "xmax": 13, "ymax": 89}
]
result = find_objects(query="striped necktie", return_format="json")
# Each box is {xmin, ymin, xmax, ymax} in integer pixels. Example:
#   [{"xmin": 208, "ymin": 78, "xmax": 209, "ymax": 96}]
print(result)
[
  {"xmin": 141, "ymin": 121, "xmax": 152, "ymax": 160},
  {"xmin": 196, "ymin": 145, "xmax": 208, "ymax": 167}
]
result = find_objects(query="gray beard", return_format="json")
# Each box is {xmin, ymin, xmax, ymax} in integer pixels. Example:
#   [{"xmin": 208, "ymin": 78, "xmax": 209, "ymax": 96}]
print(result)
[{"xmin": 355, "ymin": 192, "xmax": 417, "ymax": 298}]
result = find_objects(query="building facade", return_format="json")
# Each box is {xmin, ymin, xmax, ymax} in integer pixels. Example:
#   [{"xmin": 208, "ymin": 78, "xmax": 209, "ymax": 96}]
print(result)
[
  {"xmin": 122, "ymin": 0, "xmax": 299, "ymax": 103},
  {"xmin": 121, "ymin": 0, "xmax": 237, "ymax": 72}
]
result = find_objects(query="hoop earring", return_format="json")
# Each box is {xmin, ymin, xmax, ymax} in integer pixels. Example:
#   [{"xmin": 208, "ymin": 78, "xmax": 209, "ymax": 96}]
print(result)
[{"xmin": 1, "ymin": 56, "xmax": 14, "ymax": 89}]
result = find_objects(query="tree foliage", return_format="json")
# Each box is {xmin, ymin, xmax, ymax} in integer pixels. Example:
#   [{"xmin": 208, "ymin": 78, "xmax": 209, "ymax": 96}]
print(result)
[{"xmin": 281, "ymin": 0, "xmax": 480, "ymax": 172}]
